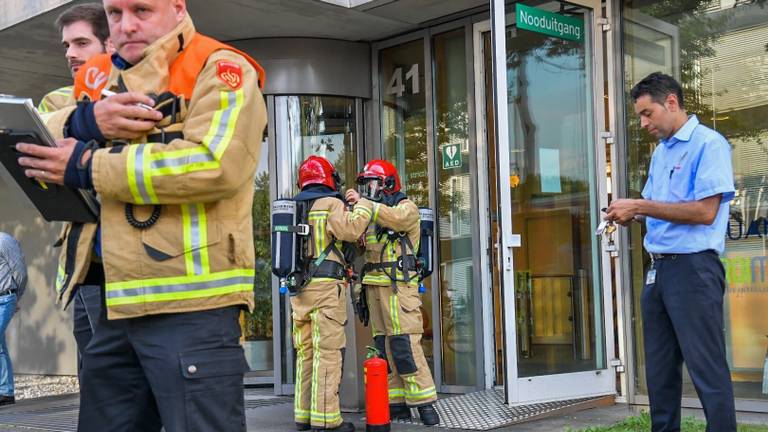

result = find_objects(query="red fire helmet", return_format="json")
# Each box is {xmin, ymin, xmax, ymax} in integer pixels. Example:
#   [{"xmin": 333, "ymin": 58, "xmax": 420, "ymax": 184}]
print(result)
[
  {"xmin": 356, "ymin": 159, "xmax": 401, "ymax": 195},
  {"xmin": 297, "ymin": 156, "xmax": 340, "ymax": 190}
]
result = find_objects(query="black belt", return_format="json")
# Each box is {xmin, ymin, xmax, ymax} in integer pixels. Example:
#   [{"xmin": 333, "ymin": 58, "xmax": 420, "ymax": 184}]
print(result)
[
  {"xmin": 310, "ymin": 260, "xmax": 346, "ymax": 281},
  {"xmin": 649, "ymin": 250, "xmax": 715, "ymax": 261},
  {"xmin": 649, "ymin": 252, "xmax": 678, "ymax": 261},
  {"xmin": 363, "ymin": 255, "xmax": 417, "ymax": 273}
]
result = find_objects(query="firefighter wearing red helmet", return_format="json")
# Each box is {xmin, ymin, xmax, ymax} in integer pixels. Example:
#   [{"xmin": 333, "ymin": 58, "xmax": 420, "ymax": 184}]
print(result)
[
  {"xmin": 345, "ymin": 160, "xmax": 440, "ymax": 426},
  {"xmin": 291, "ymin": 156, "xmax": 372, "ymax": 432}
]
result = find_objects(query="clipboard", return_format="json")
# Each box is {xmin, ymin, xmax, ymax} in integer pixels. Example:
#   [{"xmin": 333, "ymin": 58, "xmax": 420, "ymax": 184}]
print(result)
[{"xmin": 0, "ymin": 95, "xmax": 99, "ymax": 223}]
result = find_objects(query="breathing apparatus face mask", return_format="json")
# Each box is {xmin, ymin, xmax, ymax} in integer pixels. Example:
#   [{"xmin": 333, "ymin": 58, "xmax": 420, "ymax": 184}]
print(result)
[
  {"xmin": 332, "ymin": 171, "xmax": 342, "ymax": 192},
  {"xmin": 359, "ymin": 178, "xmax": 383, "ymax": 201}
]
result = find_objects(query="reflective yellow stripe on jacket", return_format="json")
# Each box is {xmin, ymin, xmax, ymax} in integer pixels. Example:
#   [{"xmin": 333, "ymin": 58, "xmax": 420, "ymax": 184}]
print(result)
[
  {"xmin": 181, "ymin": 203, "xmax": 210, "ymax": 276},
  {"xmin": 308, "ymin": 210, "xmax": 342, "ymax": 259},
  {"xmin": 126, "ymin": 89, "xmax": 244, "ymax": 205},
  {"xmin": 104, "ymin": 268, "xmax": 254, "ymax": 307},
  {"xmin": 37, "ymin": 86, "xmax": 73, "ymax": 113}
]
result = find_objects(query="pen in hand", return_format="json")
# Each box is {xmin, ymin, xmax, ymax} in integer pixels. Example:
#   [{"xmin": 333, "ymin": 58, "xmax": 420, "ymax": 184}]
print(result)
[{"xmin": 100, "ymin": 89, "xmax": 155, "ymax": 111}]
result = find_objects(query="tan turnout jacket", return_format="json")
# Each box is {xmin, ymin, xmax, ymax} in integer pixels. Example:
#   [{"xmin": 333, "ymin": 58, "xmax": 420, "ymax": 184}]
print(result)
[
  {"xmin": 44, "ymin": 15, "xmax": 267, "ymax": 319},
  {"xmin": 37, "ymin": 86, "xmax": 74, "ymax": 113},
  {"xmin": 359, "ymin": 197, "xmax": 420, "ymax": 287}
]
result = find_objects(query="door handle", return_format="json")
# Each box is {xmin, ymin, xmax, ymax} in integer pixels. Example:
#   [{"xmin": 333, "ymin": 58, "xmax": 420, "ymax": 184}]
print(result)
[{"xmin": 504, "ymin": 235, "xmax": 522, "ymax": 271}]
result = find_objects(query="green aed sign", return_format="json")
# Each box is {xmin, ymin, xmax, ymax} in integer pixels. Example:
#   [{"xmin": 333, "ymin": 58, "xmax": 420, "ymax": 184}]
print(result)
[
  {"xmin": 441, "ymin": 143, "xmax": 462, "ymax": 170},
  {"xmin": 516, "ymin": 4, "xmax": 584, "ymax": 42}
]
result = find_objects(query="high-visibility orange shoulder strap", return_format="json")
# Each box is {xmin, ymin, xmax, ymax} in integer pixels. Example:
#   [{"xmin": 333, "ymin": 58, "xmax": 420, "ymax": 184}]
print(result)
[
  {"xmin": 73, "ymin": 53, "xmax": 113, "ymax": 101},
  {"xmin": 169, "ymin": 34, "xmax": 265, "ymax": 98},
  {"xmin": 73, "ymin": 35, "xmax": 265, "ymax": 102}
]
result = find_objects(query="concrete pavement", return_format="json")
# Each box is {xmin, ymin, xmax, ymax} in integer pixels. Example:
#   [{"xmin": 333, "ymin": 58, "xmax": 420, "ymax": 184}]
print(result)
[{"xmin": 1, "ymin": 389, "xmax": 767, "ymax": 431}]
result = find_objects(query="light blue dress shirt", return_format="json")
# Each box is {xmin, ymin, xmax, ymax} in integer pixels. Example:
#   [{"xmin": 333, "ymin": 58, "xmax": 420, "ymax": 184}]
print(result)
[{"xmin": 641, "ymin": 115, "xmax": 735, "ymax": 255}]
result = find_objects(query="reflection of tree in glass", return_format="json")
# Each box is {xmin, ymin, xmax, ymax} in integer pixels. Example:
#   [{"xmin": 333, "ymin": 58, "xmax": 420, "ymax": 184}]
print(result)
[
  {"xmin": 382, "ymin": 104, "xmax": 456, "ymax": 215},
  {"xmin": 296, "ymin": 96, "xmax": 357, "ymax": 191},
  {"xmin": 626, "ymin": 0, "xmax": 768, "ymax": 196},
  {"xmin": 507, "ymin": 26, "xmax": 586, "ymax": 199},
  {"xmin": 383, "ymin": 105, "xmax": 430, "ymax": 207},
  {"xmin": 436, "ymin": 98, "xmax": 469, "ymax": 216},
  {"xmin": 247, "ymin": 171, "xmax": 273, "ymax": 340}
]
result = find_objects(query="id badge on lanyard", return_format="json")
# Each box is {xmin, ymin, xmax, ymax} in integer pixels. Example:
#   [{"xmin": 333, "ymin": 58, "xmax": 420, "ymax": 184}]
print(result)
[{"xmin": 646, "ymin": 269, "xmax": 657, "ymax": 285}]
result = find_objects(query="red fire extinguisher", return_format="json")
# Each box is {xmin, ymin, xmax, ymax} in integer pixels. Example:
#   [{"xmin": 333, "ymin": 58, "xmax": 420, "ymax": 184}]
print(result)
[{"xmin": 364, "ymin": 346, "xmax": 390, "ymax": 431}]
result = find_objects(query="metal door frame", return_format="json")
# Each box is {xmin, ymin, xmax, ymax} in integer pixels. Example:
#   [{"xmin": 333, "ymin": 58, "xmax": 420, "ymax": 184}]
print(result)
[
  {"xmin": 489, "ymin": 0, "xmax": 617, "ymax": 404},
  {"xmin": 371, "ymin": 17, "xmax": 490, "ymax": 394},
  {"xmin": 473, "ymin": 18, "xmax": 498, "ymax": 391}
]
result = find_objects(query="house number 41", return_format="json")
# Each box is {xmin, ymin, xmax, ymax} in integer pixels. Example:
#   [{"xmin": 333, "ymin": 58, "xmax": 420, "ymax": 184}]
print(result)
[{"xmin": 386, "ymin": 64, "xmax": 420, "ymax": 97}]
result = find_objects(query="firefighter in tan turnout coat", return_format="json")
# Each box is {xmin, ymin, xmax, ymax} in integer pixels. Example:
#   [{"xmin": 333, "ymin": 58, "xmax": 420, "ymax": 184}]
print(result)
[
  {"xmin": 288, "ymin": 156, "xmax": 373, "ymax": 432},
  {"xmin": 16, "ymin": 1, "xmax": 266, "ymax": 430},
  {"xmin": 346, "ymin": 160, "xmax": 440, "ymax": 427}
]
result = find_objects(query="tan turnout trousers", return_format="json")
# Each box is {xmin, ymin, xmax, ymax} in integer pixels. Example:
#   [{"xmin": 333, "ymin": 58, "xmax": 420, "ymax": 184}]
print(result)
[
  {"xmin": 289, "ymin": 196, "xmax": 372, "ymax": 428},
  {"xmin": 366, "ymin": 282, "xmax": 437, "ymax": 406},
  {"xmin": 359, "ymin": 197, "xmax": 437, "ymax": 407},
  {"xmin": 291, "ymin": 280, "xmax": 348, "ymax": 428}
]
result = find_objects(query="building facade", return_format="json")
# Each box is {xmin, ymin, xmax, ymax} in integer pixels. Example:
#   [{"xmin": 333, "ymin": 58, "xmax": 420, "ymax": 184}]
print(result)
[{"xmin": 0, "ymin": 0, "xmax": 766, "ymax": 413}]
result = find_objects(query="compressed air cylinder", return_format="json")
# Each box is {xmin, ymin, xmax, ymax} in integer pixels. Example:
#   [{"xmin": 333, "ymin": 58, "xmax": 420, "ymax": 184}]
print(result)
[
  {"xmin": 271, "ymin": 199, "xmax": 298, "ymax": 279},
  {"xmin": 417, "ymin": 208, "xmax": 435, "ymax": 279}
]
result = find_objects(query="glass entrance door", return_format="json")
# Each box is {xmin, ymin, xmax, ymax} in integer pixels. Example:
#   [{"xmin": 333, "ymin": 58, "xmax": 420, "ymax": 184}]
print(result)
[
  {"xmin": 377, "ymin": 29, "xmax": 486, "ymax": 392},
  {"xmin": 482, "ymin": 0, "xmax": 616, "ymax": 403}
]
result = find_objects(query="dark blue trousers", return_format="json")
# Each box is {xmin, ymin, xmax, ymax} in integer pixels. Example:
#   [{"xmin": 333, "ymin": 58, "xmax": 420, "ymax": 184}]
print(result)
[
  {"xmin": 78, "ymin": 303, "xmax": 248, "ymax": 432},
  {"xmin": 72, "ymin": 284, "xmax": 101, "ymax": 378},
  {"xmin": 73, "ymin": 265, "xmax": 105, "ymax": 379},
  {"xmin": 642, "ymin": 250, "xmax": 736, "ymax": 432}
]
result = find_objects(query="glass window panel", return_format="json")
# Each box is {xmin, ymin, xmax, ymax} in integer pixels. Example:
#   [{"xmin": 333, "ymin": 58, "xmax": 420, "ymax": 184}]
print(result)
[
  {"xmin": 244, "ymin": 133, "xmax": 274, "ymax": 374},
  {"xmin": 379, "ymin": 39, "xmax": 435, "ymax": 371},
  {"xmin": 623, "ymin": 0, "xmax": 768, "ymax": 401},
  {"xmin": 285, "ymin": 96, "xmax": 358, "ymax": 192},
  {"xmin": 433, "ymin": 28, "xmax": 478, "ymax": 386}
]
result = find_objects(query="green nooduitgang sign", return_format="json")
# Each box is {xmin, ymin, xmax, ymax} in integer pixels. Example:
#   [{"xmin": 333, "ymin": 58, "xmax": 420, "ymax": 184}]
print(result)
[{"xmin": 516, "ymin": 3, "xmax": 584, "ymax": 42}]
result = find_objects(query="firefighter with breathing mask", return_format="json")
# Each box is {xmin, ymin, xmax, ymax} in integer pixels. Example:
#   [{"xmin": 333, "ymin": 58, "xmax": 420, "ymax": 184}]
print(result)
[
  {"xmin": 345, "ymin": 160, "xmax": 440, "ymax": 426},
  {"xmin": 279, "ymin": 156, "xmax": 373, "ymax": 432}
]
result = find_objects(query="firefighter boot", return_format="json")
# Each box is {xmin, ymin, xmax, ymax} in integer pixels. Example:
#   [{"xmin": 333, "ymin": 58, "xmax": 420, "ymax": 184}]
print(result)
[
  {"xmin": 297, "ymin": 423, "xmax": 311, "ymax": 431},
  {"xmin": 417, "ymin": 404, "xmax": 440, "ymax": 426},
  {"xmin": 390, "ymin": 403, "xmax": 412, "ymax": 420},
  {"xmin": 312, "ymin": 421, "xmax": 355, "ymax": 431}
]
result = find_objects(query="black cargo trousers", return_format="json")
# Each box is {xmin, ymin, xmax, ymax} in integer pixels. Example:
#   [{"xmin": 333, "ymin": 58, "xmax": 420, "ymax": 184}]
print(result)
[{"xmin": 77, "ymin": 299, "xmax": 248, "ymax": 432}]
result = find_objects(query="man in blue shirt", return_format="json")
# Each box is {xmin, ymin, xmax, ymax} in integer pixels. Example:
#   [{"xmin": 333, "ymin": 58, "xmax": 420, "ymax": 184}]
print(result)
[
  {"xmin": 606, "ymin": 72, "xmax": 736, "ymax": 431},
  {"xmin": 0, "ymin": 232, "xmax": 27, "ymax": 406}
]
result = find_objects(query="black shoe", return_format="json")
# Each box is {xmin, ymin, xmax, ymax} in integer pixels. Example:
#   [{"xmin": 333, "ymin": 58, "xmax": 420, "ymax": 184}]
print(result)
[
  {"xmin": 312, "ymin": 421, "xmax": 355, "ymax": 431},
  {"xmin": 297, "ymin": 422, "xmax": 311, "ymax": 431},
  {"xmin": 417, "ymin": 404, "xmax": 440, "ymax": 426},
  {"xmin": 390, "ymin": 403, "xmax": 412, "ymax": 420},
  {"xmin": 0, "ymin": 396, "xmax": 14, "ymax": 406}
]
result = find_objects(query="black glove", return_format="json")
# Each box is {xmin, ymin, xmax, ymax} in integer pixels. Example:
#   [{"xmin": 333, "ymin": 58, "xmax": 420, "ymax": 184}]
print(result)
[{"xmin": 353, "ymin": 287, "xmax": 369, "ymax": 327}]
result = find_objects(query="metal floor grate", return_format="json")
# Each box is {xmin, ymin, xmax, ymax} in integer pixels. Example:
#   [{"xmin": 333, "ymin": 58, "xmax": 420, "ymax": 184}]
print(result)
[
  {"xmin": 394, "ymin": 389, "xmax": 608, "ymax": 430},
  {"xmin": 0, "ymin": 401, "xmax": 79, "ymax": 432},
  {"xmin": 244, "ymin": 387, "xmax": 293, "ymax": 409}
]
